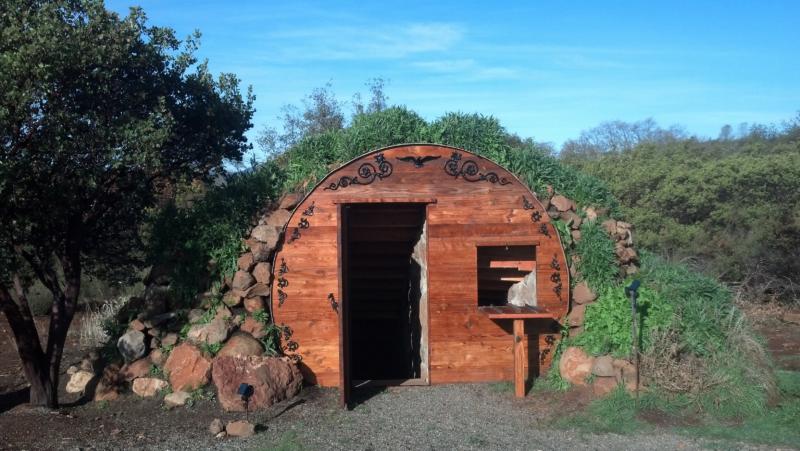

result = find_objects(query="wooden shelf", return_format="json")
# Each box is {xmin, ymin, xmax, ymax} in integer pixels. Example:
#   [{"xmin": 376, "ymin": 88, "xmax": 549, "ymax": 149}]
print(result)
[{"xmin": 477, "ymin": 305, "xmax": 557, "ymax": 320}]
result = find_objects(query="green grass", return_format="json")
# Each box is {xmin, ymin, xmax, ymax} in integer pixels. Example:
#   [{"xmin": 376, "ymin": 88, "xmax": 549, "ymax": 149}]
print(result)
[{"xmin": 553, "ymin": 371, "xmax": 800, "ymax": 448}]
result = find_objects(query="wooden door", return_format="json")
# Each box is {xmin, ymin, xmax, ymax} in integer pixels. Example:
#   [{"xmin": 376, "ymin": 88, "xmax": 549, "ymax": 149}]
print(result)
[{"xmin": 337, "ymin": 204, "xmax": 352, "ymax": 409}]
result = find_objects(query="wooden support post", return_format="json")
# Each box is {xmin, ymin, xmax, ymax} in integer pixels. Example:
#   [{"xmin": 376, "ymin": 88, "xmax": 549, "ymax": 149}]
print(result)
[{"xmin": 513, "ymin": 319, "xmax": 526, "ymax": 398}]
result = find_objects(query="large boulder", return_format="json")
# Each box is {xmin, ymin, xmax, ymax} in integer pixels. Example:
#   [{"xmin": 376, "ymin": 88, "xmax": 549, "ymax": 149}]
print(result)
[
  {"xmin": 217, "ymin": 332, "xmax": 264, "ymax": 358},
  {"xmin": 117, "ymin": 330, "xmax": 147, "ymax": 362},
  {"xmin": 164, "ymin": 343, "xmax": 212, "ymax": 391},
  {"xmin": 559, "ymin": 346, "xmax": 594, "ymax": 386},
  {"xmin": 132, "ymin": 377, "xmax": 168, "ymax": 397},
  {"xmin": 250, "ymin": 225, "xmax": 280, "ymax": 248},
  {"xmin": 572, "ymin": 281, "xmax": 598, "ymax": 305},
  {"xmin": 592, "ymin": 376, "xmax": 619, "ymax": 396},
  {"xmin": 212, "ymin": 356, "xmax": 302, "ymax": 412}
]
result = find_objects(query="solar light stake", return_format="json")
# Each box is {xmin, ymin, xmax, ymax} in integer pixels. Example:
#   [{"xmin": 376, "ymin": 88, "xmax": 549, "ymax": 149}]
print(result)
[
  {"xmin": 237, "ymin": 383, "xmax": 254, "ymax": 421},
  {"xmin": 624, "ymin": 280, "xmax": 641, "ymax": 402}
]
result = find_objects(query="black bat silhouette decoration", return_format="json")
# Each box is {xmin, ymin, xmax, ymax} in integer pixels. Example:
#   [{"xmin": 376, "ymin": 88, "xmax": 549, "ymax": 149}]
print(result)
[{"xmin": 396, "ymin": 155, "xmax": 441, "ymax": 168}]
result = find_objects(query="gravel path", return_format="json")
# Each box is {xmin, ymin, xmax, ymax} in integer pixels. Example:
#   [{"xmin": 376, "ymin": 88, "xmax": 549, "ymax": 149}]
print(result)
[{"xmin": 2, "ymin": 383, "xmax": 777, "ymax": 450}]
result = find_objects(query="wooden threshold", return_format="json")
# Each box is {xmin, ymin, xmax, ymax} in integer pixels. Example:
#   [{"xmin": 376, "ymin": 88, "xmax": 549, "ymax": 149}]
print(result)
[{"xmin": 352, "ymin": 378, "xmax": 429, "ymax": 388}]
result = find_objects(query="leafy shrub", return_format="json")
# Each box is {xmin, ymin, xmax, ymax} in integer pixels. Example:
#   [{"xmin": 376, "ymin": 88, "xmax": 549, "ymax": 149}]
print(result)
[
  {"xmin": 574, "ymin": 285, "xmax": 673, "ymax": 357},
  {"xmin": 573, "ymin": 220, "xmax": 619, "ymax": 290}
]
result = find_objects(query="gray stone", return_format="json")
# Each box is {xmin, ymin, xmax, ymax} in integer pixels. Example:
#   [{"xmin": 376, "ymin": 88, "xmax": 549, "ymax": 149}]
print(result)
[
  {"xmin": 507, "ymin": 271, "xmax": 537, "ymax": 307},
  {"xmin": 226, "ymin": 420, "xmax": 256, "ymax": 437},
  {"xmin": 209, "ymin": 418, "xmax": 225, "ymax": 435},
  {"xmin": 592, "ymin": 355, "xmax": 616, "ymax": 377},
  {"xmin": 117, "ymin": 330, "xmax": 147, "ymax": 362}
]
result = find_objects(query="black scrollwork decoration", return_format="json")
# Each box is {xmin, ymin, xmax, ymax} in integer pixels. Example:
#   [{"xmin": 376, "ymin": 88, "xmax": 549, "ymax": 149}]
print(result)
[
  {"xmin": 396, "ymin": 155, "xmax": 441, "ymax": 168},
  {"xmin": 328, "ymin": 293, "xmax": 339, "ymax": 313},
  {"xmin": 522, "ymin": 195, "xmax": 542, "ymax": 222},
  {"xmin": 324, "ymin": 153, "xmax": 393, "ymax": 190},
  {"xmin": 277, "ymin": 258, "xmax": 289, "ymax": 306},
  {"xmin": 444, "ymin": 152, "xmax": 511, "ymax": 185},
  {"xmin": 522, "ymin": 195, "xmax": 534, "ymax": 210},
  {"xmin": 550, "ymin": 254, "xmax": 561, "ymax": 271},
  {"xmin": 550, "ymin": 272, "xmax": 561, "ymax": 283},
  {"xmin": 288, "ymin": 217, "xmax": 310, "ymax": 243},
  {"xmin": 539, "ymin": 223, "xmax": 551, "ymax": 238},
  {"xmin": 302, "ymin": 201, "xmax": 315, "ymax": 217},
  {"xmin": 553, "ymin": 282, "xmax": 563, "ymax": 299}
]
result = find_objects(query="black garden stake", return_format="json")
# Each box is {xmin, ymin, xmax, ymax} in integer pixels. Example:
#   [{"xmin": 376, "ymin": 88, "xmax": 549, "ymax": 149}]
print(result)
[{"xmin": 625, "ymin": 280, "xmax": 641, "ymax": 402}]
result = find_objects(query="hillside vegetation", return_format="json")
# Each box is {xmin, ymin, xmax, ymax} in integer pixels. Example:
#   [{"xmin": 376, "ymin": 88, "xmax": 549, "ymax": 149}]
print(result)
[{"xmin": 562, "ymin": 119, "xmax": 800, "ymax": 303}]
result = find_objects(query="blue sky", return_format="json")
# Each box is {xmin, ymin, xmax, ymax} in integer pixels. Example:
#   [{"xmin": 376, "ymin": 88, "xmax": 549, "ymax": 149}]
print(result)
[{"xmin": 106, "ymin": 0, "xmax": 799, "ymax": 153}]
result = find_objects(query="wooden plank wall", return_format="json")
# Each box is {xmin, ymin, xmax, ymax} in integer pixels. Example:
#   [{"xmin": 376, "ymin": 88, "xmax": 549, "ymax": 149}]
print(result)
[{"xmin": 272, "ymin": 145, "xmax": 568, "ymax": 387}]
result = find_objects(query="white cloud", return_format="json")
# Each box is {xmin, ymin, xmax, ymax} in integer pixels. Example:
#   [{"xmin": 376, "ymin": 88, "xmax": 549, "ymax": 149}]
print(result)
[{"xmin": 263, "ymin": 22, "xmax": 465, "ymax": 61}]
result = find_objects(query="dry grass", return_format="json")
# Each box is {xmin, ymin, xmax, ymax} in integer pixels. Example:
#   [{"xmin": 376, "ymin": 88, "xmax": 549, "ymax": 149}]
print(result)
[{"xmin": 78, "ymin": 296, "xmax": 129, "ymax": 350}]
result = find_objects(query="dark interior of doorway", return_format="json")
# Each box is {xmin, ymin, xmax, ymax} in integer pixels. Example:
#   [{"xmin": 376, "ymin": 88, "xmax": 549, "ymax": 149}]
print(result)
[{"xmin": 346, "ymin": 203, "xmax": 426, "ymax": 381}]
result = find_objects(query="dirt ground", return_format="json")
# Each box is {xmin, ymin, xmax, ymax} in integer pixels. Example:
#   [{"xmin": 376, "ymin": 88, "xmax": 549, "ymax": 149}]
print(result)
[{"xmin": 1, "ymin": 308, "xmax": 798, "ymax": 450}]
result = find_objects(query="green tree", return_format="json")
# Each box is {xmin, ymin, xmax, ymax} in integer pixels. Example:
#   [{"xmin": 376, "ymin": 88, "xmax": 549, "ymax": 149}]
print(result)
[{"xmin": 0, "ymin": 0, "xmax": 254, "ymax": 407}]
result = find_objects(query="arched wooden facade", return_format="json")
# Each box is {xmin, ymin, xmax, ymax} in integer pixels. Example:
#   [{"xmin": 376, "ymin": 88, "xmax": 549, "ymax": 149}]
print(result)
[{"xmin": 271, "ymin": 144, "xmax": 569, "ymax": 402}]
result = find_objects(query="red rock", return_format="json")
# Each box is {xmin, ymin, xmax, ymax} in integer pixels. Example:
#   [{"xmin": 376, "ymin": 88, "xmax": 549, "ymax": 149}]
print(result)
[
  {"xmin": 551, "ymin": 195, "xmax": 575, "ymax": 212},
  {"xmin": 218, "ymin": 332, "xmax": 263, "ymax": 358},
  {"xmin": 241, "ymin": 316, "xmax": 266, "ymax": 339},
  {"xmin": 94, "ymin": 364, "xmax": 122, "ymax": 402},
  {"xmin": 265, "ymin": 208, "xmax": 292, "ymax": 228},
  {"xmin": 558, "ymin": 346, "xmax": 594, "ymax": 386},
  {"xmin": 212, "ymin": 356, "xmax": 302, "ymax": 412},
  {"xmin": 583, "ymin": 207, "xmax": 598, "ymax": 221},
  {"xmin": 250, "ymin": 225, "xmax": 280, "ymax": 248},
  {"xmin": 244, "ymin": 297, "xmax": 265, "ymax": 313},
  {"xmin": 237, "ymin": 253, "xmax": 255, "ymax": 271},
  {"xmin": 120, "ymin": 358, "xmax": 152, "ymax": 381},
  {"xmin": 150, "ymin": 348, "xmax": 166, "ymax": 366},
  {"xmin": 571, "ymin": 230, "xmax": 582, "ymax": 242},
  {"xmin": 231, "ymin": 270, "xmax": 255, "ymax": 291},
  {"xmin": 252, "ymin": 262, "xmax": 272, "ymax": 284},
  {"xmin": 245, "ymin": 283, "xmax": 270, "ymax": 298},
  {"xmin": 247, "ymin": 239, "xmax": 273, "ymax": 262},
  {"xmin": 572, "ymin": 281, "xmax": 598, "ymax": 305},
  {"xmin": 226, "ymin": 420, "xmax": 255, "ymax": 437},
  {"xmin": 164, "ymin": 343, "xmax": 212, "ymax": 391},
  {"xmin": 619, "ymin": 247, "xmax": 638, "ymax": 264},
  {"xmin": 279, "ymin": 192, "xmax": 303, "ymax": 211},
  {"xmin": 129, "ymin": 319, "xmax": 146, "ymax": 332},
  {"xmin": 567, "ymin": 304, "xmax": 586, "ymax": 327}
]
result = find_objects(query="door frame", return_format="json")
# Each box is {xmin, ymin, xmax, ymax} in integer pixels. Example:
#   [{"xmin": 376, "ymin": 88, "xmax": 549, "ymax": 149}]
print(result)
[{"xmin": 337, "ymin": 200, "xmax": 433, "ymax": 408}]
